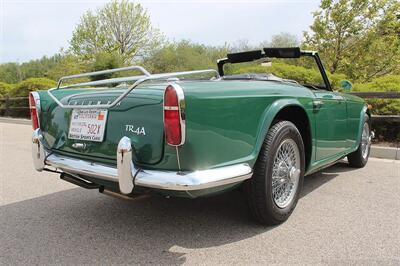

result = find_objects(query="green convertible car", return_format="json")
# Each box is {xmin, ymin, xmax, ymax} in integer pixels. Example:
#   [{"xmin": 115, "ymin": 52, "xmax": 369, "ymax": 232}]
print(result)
[{"xmin": 31, "ymin": 47, "xmax": 372, "ymax": 225}]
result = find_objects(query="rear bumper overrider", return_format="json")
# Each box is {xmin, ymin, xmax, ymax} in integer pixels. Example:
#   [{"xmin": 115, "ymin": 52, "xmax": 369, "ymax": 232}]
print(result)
[{"xmin": 32, "ymin": 129, "xmax": 253, "ymax": 195}]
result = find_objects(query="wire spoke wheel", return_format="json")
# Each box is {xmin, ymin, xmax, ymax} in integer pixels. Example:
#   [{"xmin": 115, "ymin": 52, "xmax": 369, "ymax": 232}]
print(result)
[
  {"xmin": 347, "ymin": 115, "xmax": 370, "ymax": 168},
  {"xmin": 361, "ymin": 123, "xmax": 370, "ymax": 160},
  {"xmin": 246, "ymin": 120, "xmax": 305, "ymax": 225},
  {"xmin": 272, "ymin": 139, "xmax": 301, "ymax": 208}
]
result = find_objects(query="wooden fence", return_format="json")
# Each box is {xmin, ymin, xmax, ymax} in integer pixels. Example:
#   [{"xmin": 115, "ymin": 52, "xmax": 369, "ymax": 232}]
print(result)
[
  {"xmin": 0, "ymin": 92, "xmax": 399, "ymax": 122},
  {"xmin": 347, "ymin": 92, "xmax": 400, "ymax": 123},
  {"xmin": 348, "ymin": 92, "xmax": 400, "ymax": 99},
  {"xmin": 0, "ymin": 97, "xmax": 29, "ymax": 117}
]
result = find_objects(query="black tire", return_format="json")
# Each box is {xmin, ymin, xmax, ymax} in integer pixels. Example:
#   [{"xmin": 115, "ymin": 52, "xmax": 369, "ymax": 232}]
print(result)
[
  {"xmin": 347, "ymin": 114, "xmax": 371, "ymax": 168},
  {"xmin": 245, "ymin": 120, "xmax": 305, "ymax": 225}
]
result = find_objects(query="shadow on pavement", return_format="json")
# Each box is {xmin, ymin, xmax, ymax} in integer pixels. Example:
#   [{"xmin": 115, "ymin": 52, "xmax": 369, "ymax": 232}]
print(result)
[{"xmin": 0, "ymin": 162, "xmax": 352, "ymax": 265}]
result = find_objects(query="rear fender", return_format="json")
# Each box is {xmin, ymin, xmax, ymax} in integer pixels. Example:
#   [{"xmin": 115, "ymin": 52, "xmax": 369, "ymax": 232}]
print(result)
[{"xmin": 252, "ymin": 99, "xmax": 310, "ymax": 161}]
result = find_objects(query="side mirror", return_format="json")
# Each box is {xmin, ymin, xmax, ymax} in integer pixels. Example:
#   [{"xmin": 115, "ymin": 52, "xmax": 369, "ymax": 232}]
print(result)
[{"xmin": 339, "ymin": 80, "xmax": 353, "ymax": 92}]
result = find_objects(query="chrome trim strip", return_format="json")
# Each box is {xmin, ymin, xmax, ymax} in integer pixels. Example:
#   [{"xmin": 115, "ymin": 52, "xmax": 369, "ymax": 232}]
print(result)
[
  {"xmin": 33, "ymin": 133, "xmax": 252, "ymax": 192},
  {"xmin": 163, "ymin": 106, "xmax": 179, "ymax": 111},
  {"xmin": 135, "ymin": 163, "xmax": 252, "ymax": 191},
  {"xmin": 45, "ymin": 154, "xmax": 118, "ymax": 181},
  {"xmin": 44, "ymin": 152, "xmax": 252, "ymax": 191},
  {"xmin": 163, "ymin": 83, "xmax": 186, "ymax": 146},
  {"xmin": 175, "ymin": 146, "xmax": 182, "ymax": 171},
  {"xmin": 32, "ymin": 129, "xmax": 45, "ymax": 171},
  {"xmin": 117, "ymin": 136, "xmax": 134, "ymax": 194},
  {"xmin": 30, "ymin": 91, "xmax": 41, "ymax": 126},
  {"xmin": 30, "ymin": 91, "xmax": 41, "ymax": 110}
]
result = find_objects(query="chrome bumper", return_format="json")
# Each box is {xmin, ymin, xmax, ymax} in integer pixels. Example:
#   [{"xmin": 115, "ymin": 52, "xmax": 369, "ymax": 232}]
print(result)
[{"xmin": 32, "ymin": 129, "xmax": 253, "ymax": 194}]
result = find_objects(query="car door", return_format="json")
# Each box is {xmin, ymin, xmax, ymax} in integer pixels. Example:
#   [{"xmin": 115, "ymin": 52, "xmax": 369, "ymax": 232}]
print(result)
[{"xmin": 313, "ymin": 90, "xmax": 348, "ymax": 161}]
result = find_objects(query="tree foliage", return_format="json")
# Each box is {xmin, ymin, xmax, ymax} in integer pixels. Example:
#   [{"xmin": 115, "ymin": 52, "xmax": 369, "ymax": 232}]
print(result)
[
  {"xmin": 353, "ymin": 75, "xmax": 400, "ymax": 115},
  {"xmin": 304, "ymin": 0, "xmax": 400, "ymax": 81},
  {"xmin": 0, "ymin": 0, "xmax": 398, "ymax": 120},
  {"xmin": 10, "ymin": 78, "xmax": 56, "ymax": 97},
  {"xmin": 143, "ymin": 40, "xmax": 228, "ymax": 73},
  {"xmin": 0, "ymin": 82, "xmax": 13, "ymax": 98},
  {"xmin": 268, "ymin": 32, "xmax": 299, "ymax": 48},
  {"xmin": 0, "ymin": 56, "xmax": 61, "ymax": 84},
  {"xmin": 0, "ymin": 63, "xmax": 22, "ymax": 84},
  {"xmin": 70, "ymin": 0, "xmax": 164, "ymax": 63},
  {"xmin": 230, "ymin": 39, "xmax": 254, "ymax": 52},
  {"xmin": 90, "ymin": 52, "xmax": 124, "ymax": 80},
  {"xmin": 45, "ymin": 55, "xmax": 90, "ymax": 82}
]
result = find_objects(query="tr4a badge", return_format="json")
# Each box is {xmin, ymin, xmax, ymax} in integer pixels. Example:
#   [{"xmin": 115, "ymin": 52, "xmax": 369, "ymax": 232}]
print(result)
[{"xmin": 125, "ymin": 125, "xmax": 146, "ymax": 135}]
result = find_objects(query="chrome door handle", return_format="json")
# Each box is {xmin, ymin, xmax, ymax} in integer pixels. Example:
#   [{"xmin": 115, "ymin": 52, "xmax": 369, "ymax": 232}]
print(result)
[{"xmin": 313, "ymin": 100, "xmax": 323, "ymax": 111}]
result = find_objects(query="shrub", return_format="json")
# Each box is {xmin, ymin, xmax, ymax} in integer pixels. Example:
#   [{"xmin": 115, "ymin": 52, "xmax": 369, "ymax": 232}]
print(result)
[
  {"xmin": 0, "ymin": 82, "xmax": 13, "ymax": 98},
  {"xmin": 10, "ymin": 78, "xmax": 56, "ymax": 97},
  {"xmin": 353, "ymin": 75, "xmax": 400, "ymax": 115}
]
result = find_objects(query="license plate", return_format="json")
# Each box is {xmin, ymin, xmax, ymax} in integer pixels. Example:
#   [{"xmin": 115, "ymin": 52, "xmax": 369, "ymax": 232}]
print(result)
[{"xmin": 68, "ymin": 109, "xmax": 108, "ymax": 142}]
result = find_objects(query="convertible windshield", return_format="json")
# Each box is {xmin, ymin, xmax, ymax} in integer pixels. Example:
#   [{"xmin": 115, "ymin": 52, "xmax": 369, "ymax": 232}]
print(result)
[
  {"xmin": 223, "ymin": 73, "xmax": 299, "ymax": 84},
  {"xmin": 223, "ymin": 56, "xmax": 326, "ymax": 89},
  {"xmin": 218, "ymin": 48, "xmax": 332, "ymax": 91}
]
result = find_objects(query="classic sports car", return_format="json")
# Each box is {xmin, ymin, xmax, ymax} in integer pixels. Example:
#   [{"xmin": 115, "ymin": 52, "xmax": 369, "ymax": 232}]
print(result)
[{"xmin": 31, "ymin": 47, "xmax": 372, "ymax": 225}]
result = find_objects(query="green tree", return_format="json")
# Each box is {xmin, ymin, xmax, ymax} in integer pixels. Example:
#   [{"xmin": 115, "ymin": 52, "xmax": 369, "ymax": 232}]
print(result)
[
  {"xmin": 304, "ymin": 0, "xmax": 400, "ymax": 81},
  {"xmin": 262, "ymin": 32, "xmax": 299, "ymax": 48},
  {"xmin": 0, "ymin": 55, "xmax": 65, "ymax": 84},
  {"xmin": 90, "ymin": 52, "xmax": 124, "ymax": 80},
  {"xmin": 70, "ymin": 0, "xmax": 164, "ymax": 63},
  {"xmin": 143, "ymin": 40, "xmax": 228, "ymax": 74},
  {"xmin": 0, "ymin": 82, "xmax": 13, "ymax": 97},
  {"xmin": 45, "ymin": 55, "xmax": 90, "ymax": 82},
  {"xmin": 11, "ymin": 78, "xmax": 56, "ymax": 97},
  {"xmin": 19, "ymin": 56, "xmax": 61, "ymax": 81},
  {"xmin": 0, "ymin": 63, "xmax": 22, "ymax": 83},
  {"xmin": 230, "ymin": 39, "xmax": 253, "ymax": 52}
]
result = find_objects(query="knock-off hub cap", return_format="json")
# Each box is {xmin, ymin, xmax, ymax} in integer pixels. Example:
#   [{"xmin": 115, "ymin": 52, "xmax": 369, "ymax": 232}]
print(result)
[
  {"xmin": 272, "ymin": 139, "xmax": 301, "ymax": 209},
  {"xmin": 289, "ymin": 167, "xmax": 300, "ymax": 181}
]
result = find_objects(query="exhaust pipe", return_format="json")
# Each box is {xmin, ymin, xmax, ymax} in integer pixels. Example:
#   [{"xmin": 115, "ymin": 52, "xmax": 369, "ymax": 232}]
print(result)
[
  {"xmin": 60, "ymin": 173, "xmax": 150, "ymax": 201},
  {"xmin": 99, "ymin": 187, "xmax": 150, "ymax": 201},
  {"xmin": 60, "ymin": 173, "xmax": 101, "ymax": 189}
]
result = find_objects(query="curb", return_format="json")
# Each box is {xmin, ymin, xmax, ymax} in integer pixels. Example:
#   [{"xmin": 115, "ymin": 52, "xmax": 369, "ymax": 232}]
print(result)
[
  {"xmin": 0, "ymin": 117, "xmax": 31, "ymax": 125},
  {"xmin": 370, "ymin": 145, "xmax": 399, "ymax": 160},
  {"xmin": 1, "ymin": 117, "xmax": 399, "ymax": 160}
]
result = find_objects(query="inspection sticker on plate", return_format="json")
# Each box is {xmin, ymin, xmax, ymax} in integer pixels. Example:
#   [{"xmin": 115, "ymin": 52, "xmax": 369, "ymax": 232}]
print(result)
[{"xmin": 68, "ymin": 109, "xmax": 108, "ymax": 142}]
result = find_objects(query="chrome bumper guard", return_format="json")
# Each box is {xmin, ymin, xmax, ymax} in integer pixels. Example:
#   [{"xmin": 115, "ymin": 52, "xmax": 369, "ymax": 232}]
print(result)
[{"xmin": 32, "ymin": 129, "xmax": 253, "ymax": 194}]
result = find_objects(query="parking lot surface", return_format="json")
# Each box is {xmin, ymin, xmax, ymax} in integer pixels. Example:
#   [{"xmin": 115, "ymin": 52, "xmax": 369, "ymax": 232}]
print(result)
[{"xmin": 1, "ymin": 122, "xmax": 399, "ymax": 265}]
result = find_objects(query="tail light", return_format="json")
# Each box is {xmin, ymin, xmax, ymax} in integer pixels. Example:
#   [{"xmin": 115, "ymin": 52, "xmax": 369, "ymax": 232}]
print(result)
[
  {"xmin": 29, "ymin": 92, "xmax": 40, "ymax": 130},
  {"xmin": 163, "ymin": 84, "xmax": 185, "ymax": 146}
]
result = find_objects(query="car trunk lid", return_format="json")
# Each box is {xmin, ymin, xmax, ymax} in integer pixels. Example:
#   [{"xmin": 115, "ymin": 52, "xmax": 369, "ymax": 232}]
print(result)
[{"xmin": 40, "ymin": 86, "xmax": 165, "ymax": 165}]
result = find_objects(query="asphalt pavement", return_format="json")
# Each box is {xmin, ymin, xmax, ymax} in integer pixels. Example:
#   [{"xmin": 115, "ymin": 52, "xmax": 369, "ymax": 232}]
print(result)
[{"xmin": 1, "ymin": 122, "xmax": 399, "ymax": 265}]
